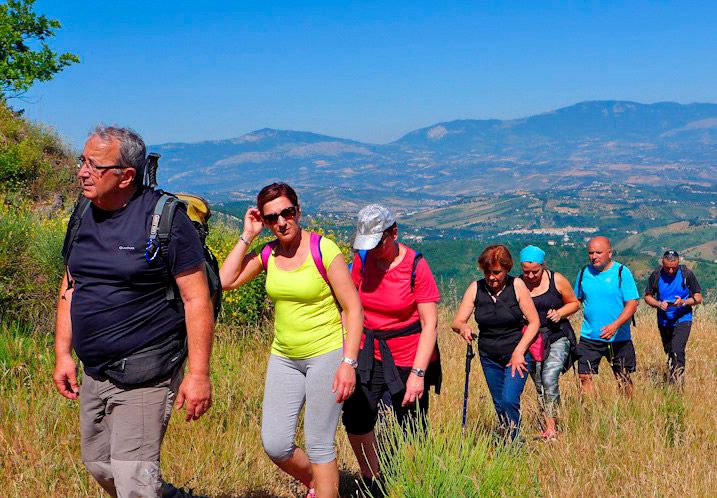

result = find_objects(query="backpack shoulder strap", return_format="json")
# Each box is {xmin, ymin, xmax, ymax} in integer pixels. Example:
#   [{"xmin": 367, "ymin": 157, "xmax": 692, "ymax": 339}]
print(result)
[
  {"xmin": 350, "ymin": 249, "xmax": 368, "ymax": 289},
  {"xmin": 648, "ymin": 268, "xmax": 661, "ymax": 298},
  {"xmin": 309, "ymin": 233, "xmax": 344, "ymax": 313},
  {"xmin": 358, "ymin": 250, "xmax": 368, "ymax": 275},
  {"xmin": 679, "ymin": 265, "xmax": 688, "ymax": 288},
  {"xmin": 260, "ymin": 239, "xmax": 280, "ymax": 271},
  {"xmin": 616, "ymin": 264, "xmax": 637, "ymax": 326},
  {"xmin": 144, "ymin": 193, "xmax": 176, "ymax": 263},
  {"xmin": 411, "ymin": 252, "xmax": 423, "ymax": 292},
  {"xmin": 157, "ymin": 194, "xmax": 182, "ymax": 258},
  {"xmin": 152, "ymin": 193, "xmax": 184, "ymax": 301},
  {"xmin": 62, "ymin": 196, "xmax": 91, "ymax": 261},
  {"xmin": 310, "ymin": 232, "xmax": 330, "ymax": 288},
  {"xmin": 62, "ymin": 196, "xmax": 92, "ymax": 290}
]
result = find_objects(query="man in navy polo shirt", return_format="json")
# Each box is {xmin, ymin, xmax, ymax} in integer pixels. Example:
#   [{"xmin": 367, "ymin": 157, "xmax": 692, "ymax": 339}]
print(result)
[
  {"xmin": 574, "ymin": 236, "xmax": 640, "ymax": 397},
  {"xmin": 644, "ymin": 250, "xmax": 702, "ymax": 386},
  {"xmin": 53, "ymin": 126, "xmax": 214, "ymax": 497}
]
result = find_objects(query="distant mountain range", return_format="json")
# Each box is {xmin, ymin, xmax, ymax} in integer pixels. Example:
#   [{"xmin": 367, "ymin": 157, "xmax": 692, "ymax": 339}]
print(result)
[{"xmin": 152, "ymin": 101, "xmax": 717, "ymax": 212}]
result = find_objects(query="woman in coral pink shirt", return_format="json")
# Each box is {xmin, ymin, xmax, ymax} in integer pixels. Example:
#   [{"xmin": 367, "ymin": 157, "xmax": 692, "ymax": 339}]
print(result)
[{"xmin": 341, "ymin": 204, "xmax": 441, "ymax": 495}]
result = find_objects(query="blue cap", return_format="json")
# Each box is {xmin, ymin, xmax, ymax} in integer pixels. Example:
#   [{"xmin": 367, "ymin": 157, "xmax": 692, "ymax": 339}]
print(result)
[{"xmin": 520, "ymin": 245, "xmax": 545, "ymax": 264}]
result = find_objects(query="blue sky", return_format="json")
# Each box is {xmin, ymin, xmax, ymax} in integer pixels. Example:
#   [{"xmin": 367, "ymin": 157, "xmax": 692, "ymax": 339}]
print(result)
[{"xmin": 21, "ymin": 1, "xmax": 717, "ymax": 148}]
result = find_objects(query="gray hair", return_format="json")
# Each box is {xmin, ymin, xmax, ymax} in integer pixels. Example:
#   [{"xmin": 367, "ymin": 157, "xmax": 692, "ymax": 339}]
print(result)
[{"xmin": 90, "ymin": 125, "xmax": 146, "ymax": 182}]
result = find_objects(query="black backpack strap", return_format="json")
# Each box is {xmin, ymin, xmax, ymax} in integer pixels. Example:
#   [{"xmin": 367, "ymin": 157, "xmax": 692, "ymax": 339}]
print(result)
[
  {"xmin": 411, "ymin": 252, "xmax": 423, "ymax": 292},
  {"xmin": 646, "ymin": 268, "xmax": 661, "ymax": 299},
  {"xmin": 144, "ymin": 194, "xmax": 173, "ymax": 264},
  {"xmin": 61, "ymin": 196, "xmax": 91, "ymax": 292},
  {"xmin": 157, "ymin": 195, "xmax": 184, "ymax": 302},
  {"xmin": 617, "ymin": 264, "xmax": 637, "ymax": 326},
  {"xmin": 143, "ymin": 193, "xmax": 184, "ymax": 302},
  {"xmin": 648, "ymin": 268, "xmax": 662, "ymax": 301}
]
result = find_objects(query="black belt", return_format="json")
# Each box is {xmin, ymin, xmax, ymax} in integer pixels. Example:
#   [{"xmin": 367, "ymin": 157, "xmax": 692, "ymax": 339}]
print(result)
[{"xmin": 358, "ymin": 321, "xmax": 423, "ymax": 395}]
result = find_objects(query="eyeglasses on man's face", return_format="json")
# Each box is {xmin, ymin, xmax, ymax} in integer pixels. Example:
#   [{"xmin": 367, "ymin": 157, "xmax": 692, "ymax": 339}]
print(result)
[
  {"xmin": 77, "ymin": 155, "xmax": 131, "ymax": 176},
  {"xmin": 262, "ymin": 205, "xmax": 298, "ymax": 225}
]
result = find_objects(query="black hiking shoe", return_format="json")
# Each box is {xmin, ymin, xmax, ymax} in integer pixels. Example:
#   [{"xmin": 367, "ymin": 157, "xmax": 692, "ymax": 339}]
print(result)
[{"xmin": 160, "ymin": 482, "xmax": 208, "ymax": 498}]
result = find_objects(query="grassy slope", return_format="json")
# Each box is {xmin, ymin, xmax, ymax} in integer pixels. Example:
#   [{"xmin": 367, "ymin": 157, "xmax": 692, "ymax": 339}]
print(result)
[
  {"xmin": 3, "ymin": 102, "xmax": 716, "ymax": 496},
  {"xmin": 2, "ymin": 306, "xmax": 717, "ymax": 497}
]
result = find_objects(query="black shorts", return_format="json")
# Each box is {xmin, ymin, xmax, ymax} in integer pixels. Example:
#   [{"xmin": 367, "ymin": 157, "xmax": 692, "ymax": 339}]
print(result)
[
  {"xmin": 342, "ymin": 360, "xmax": 433, "ymax": 435},
  {"xmin": 577, "ymin": 338, "xmax": 636, "ymax": 375}
]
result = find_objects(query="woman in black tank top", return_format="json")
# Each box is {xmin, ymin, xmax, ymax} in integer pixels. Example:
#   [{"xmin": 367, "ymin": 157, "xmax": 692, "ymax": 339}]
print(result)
[
  {"xmin": 452, "ymin": 245, "xmax": 540, "ymax": 441},
  {"xmin": 519, "ymin": 245, "xmax": 580, "ymax": 440}
]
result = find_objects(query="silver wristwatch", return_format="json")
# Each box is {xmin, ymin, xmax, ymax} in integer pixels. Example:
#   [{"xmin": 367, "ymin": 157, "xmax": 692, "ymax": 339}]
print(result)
[
  {"xmin": 342, "ymin": 357, "xmax": 358, "ymax": 369},
  {"xmin": 411, "ymin": 367, "xmax": 426, "ymax": 377}
]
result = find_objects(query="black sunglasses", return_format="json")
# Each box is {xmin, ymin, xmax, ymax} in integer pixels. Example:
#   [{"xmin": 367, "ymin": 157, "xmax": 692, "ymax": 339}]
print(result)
[
  {"xmin": 262, "ymin": 205, "xmax": 298, "ymax": 224},
  {"xmin": 663, "ymin": 250, "xmax": 679, "ymax": 258}
]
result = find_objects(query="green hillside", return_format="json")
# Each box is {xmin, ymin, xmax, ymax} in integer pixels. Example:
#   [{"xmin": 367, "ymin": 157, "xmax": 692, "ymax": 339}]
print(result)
[{"xmin": 0, "ymin": 104, "xmax": 77, "ymax": 326}]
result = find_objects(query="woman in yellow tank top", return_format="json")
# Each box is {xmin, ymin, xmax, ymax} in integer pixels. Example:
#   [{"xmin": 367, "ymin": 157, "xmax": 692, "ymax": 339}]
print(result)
[{"xmin": 220, "ymin": 183, "xmax": 363, "ymax": 498}]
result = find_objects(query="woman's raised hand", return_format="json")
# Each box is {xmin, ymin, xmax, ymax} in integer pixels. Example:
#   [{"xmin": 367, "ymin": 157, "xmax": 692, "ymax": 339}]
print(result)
[{"xmin": 243, "ymin": 207, "xmax": 264, "ymax": 240}]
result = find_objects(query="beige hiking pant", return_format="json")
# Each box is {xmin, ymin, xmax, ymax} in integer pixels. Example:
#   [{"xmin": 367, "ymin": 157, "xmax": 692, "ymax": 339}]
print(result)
[{"xmin": 79, "ymin": 367, "xmax": 182, "ymax": 498}]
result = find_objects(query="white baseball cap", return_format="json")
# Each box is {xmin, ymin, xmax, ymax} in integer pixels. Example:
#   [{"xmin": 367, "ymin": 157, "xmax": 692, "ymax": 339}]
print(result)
[{"xmin": 352, "ymin": 204, "xmax": 396, "ymax": 250}]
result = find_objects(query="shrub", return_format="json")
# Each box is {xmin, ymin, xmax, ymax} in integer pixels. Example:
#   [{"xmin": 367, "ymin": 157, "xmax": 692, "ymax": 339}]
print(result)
[
  {"xmin": 0, "ymin": 196, "xmax": 66, "ymax": 328},
  {"xmin": 19, "ymin": 211, "xmax": 67, "ymax": 327},
  {"xmin": 0, "ymin": 102, "xmax": 76, "ymax": 200},
  {"xmin": 368, "ymin": 416, "xmax": 539, "ymax": 497},
  {"xmin": 0, "ymin": 200, "xmax": 32, "ymax": 321}
]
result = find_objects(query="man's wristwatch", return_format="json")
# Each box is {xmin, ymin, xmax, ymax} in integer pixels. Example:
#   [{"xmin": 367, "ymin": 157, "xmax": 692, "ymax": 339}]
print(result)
[
  {"xmin": 342, "ymin": 357, "xmax": 358, "ymax": 369},
  {"xmin": 410, "ymin": 367, "xmax": 426, "ymax": 377}
]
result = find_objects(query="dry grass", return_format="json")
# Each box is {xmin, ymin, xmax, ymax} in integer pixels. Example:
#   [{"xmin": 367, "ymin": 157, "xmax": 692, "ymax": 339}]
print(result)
[{"xmin": 2, "ymin": 305, "xmax": 717, "ymax": 497}]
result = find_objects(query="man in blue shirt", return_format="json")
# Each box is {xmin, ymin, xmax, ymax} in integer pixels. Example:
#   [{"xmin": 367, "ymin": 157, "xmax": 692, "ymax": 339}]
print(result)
[
  {"xmin": 574, "ymin": 236, "xmax": 639, "ymax": 397},
  {"xmin": 644, "ymin": 250, "xmax": 702, "ymax": 386}
]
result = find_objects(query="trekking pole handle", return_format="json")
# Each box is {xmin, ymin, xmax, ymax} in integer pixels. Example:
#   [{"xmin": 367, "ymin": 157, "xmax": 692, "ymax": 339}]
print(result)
[
  {"xmin": 146, "ymin": 152, "xmax": 161, "ymax": 188},
  {"xmin": 465, "ymin": 334, "xmax": 476, "ymax": 373}
]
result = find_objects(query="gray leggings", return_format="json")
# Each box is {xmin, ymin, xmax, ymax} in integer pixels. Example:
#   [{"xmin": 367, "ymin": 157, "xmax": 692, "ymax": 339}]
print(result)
[{"xmin": 261, "ymin": 348, "xmax": 343, "ymax": 464}]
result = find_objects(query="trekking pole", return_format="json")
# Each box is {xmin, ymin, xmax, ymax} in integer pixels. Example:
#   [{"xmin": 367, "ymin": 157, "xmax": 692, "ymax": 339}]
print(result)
[{"xmin": 461, "ymin": 335, "xmax": 476, "ymax": 439}]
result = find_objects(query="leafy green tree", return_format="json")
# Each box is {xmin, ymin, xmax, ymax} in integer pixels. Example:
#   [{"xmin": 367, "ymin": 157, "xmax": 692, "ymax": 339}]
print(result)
[{"xmin": 0, "ymin": 0, "xmax": 79, "ymax": 99}]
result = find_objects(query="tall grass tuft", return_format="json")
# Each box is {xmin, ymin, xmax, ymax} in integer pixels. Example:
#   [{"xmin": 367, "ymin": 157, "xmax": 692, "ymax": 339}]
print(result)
[{"xmin": 368, "ymin": 415, "xmax": 539, "ymax": 497}]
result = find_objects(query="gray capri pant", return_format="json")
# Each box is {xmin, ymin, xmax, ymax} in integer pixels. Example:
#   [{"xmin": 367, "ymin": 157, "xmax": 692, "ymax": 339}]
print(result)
[{"xmin": 261, "ymin": 347, "xmax": 343, "ymax": 464}]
